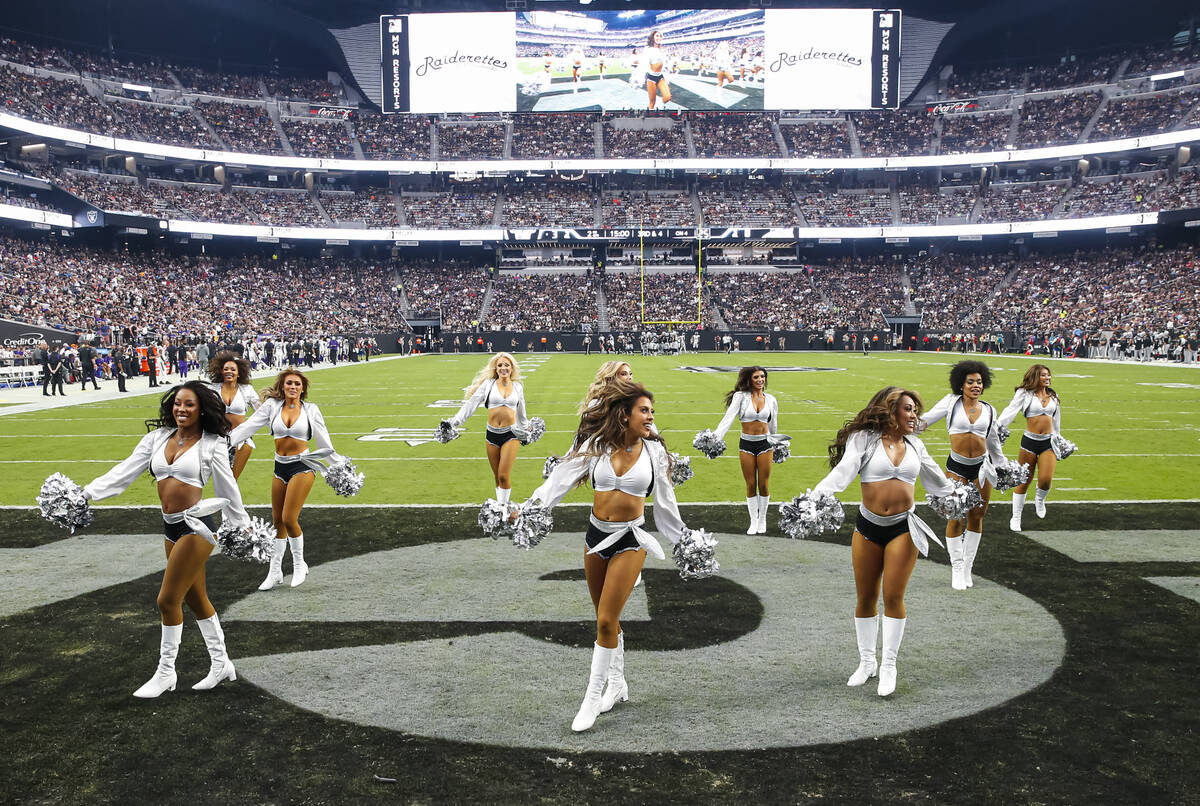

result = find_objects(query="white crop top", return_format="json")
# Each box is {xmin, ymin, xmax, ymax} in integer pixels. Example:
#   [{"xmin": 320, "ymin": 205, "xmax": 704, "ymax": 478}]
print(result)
[
  {"xmin": 713, "ymin": 391, "xmax": 778, "ymax": 440},
  {"xmin": 922, "ymin": 394, "xmax": 996, "ymax": 439},
  {"xmin": 998, "ymin": 389, "xmax": 1062, "ymax": 435},
  {"xmin": 1023, "ymin": 394, "xmax": 1058, "ymax": 418},
  {"xmin": 740, "ymin": 394, "xmax": 773, "ymax": 424},
  {"xmin": 150, "ymin": 436, "xmax": 204, "ymax": 488},
  {"xmin": 859, "ymin": 437, "xmax": 921, "ymax": 484},
  {"xmin": 485, "ymin": 381, "xmax": 523, "ymax": 410},
  {"xmin": 210, "ymin": 382, "xmax": 257, "ymax": 417},
  {"xmin": 591, "ymin": 443, "xmax": 654, "ymax": 496},
  {"xmin": 271, "ymin": 404, "xmax": 312, "ymax": 440}
]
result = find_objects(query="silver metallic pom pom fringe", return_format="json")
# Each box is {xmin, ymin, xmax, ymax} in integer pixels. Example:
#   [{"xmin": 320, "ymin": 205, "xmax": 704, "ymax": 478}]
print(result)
[
  {"xmin": 778, "ymin": 490, "xmax": 845, "ymax": 540},
  {"xmin": 512, "ymin": 417, "xmax": 546, "ymax": 446},
  {"xmin": 927, "ymin": 482, "xmax": 985, "ymax": 521},
  {"xmin": 668, "ymin": 453, "xmax": 694, "ymax": 487},
  {"xmin": 215, "ymin": 517, "xmax": 275, "ymax": 563},
  {"xmin": 770, "ymin": 441, "xmax": 791, "ymax": 465},
  {"xmin": 435, "ymin": 420, "xmax": 461, "ymax": 444},
  {"xmin": 997, "ymin": 425, "xmax": 1011, "ymax": 444},
  {"xmin": 324, "ymin": 459, "xmax": 365, "ymax": 497},
  {"xmin": 478, "ymin": 498, "xmax": 513, "ymax": 540},
  {"xmin": 511, "ymin": 499, "xmax": 553, "ymax": 550},
  {"xmin": 674, "ymin": 528, "xmax": 719, "ymax": 580},
  {"xmin": 992, "ymin": 459, "xmax": 1031, "ymax": 492},
  {"xmin": 692, "ymin": 429, "xmax": 726, "ymax": 459},
  {"xmin": 37, "ymin": 473, "xmax": 94, "ymax": 533},
  {"xmin": 1051, "ymin": 434, "xmax": 1078, "ymax": 460},
  {"xmin": 542, "ymin": 454, "xmax": 563, "ymax": 480}
]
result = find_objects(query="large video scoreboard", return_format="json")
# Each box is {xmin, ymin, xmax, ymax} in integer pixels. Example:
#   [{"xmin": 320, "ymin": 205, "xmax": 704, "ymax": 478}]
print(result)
[{"xmin": 381, "ymin": 8, "xmax": 900, "ymax": 114}]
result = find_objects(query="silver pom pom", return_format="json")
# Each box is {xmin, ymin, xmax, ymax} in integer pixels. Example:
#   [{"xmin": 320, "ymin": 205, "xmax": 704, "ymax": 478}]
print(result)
[
  {"xmin": 1051, "ymin": 434, "xmax": 1078, "ymax": 460},
  {"xmin": 324, "ymin": 459, "xmax": 365, "ymax": 497},
  {"xmin": 512, "ymin": 417, "xmax": 546, "ymax": 446},
  {"xmin": 771, "ymin": 441, "xmax": 790, "ymax": 464},
  {"xmin": 37, "ymin": 472, "xmax": 94, "ymax": 533},
  {"xmin": 668, "ymin": 453, "xmax": 694, "ymax": 487},
  {"xmin": 673, "ymin": 527, "xmax": 719, "ymax": 580},
  {"xmin": 542, "ymin": 454, "xmax": 563, "ymax": 480},
  {"xmin": 435, "ymin": 420, "xmax": 461, "ymax": 444},
  {"xmin": 692, "ymin": 429, "xmax": 726, "ymax": 460},
  {"xmin": 997, "ymin": 425, "xmax": 1011, "ymax": 444},
  {"xmin": 478, "ymin": 498, "xmax": 513, "ymax": 541},
  {"xmin": 778, "ymin": 489, "xmax": 845, "ymax": 540},
  {"xmin": 511, "ymin": 499, "xmax": 553, "ymax": 550},
  {"xmin": 927, "ymin": 481, "xmax": 985, "ymax": 520},
  {"xmin": 992, "ymin": 459, "xmax": 1031, "ymax": 492},
  {"xmin": 215, "ymin": 516, "xmax": 276, "ymax": 563}
]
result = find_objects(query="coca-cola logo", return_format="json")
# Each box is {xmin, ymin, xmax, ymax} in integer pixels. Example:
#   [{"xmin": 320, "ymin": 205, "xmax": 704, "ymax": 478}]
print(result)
[
  {"xmin": 310, "ymin": 107, "xmax": 355, "ymax": 120},
  {"xmin": 927, "ymin": 100, "xmax": 979, "ymax": 115}
]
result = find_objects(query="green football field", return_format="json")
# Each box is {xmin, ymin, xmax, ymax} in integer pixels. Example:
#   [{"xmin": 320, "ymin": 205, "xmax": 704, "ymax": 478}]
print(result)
[{"xmin": 2, "ymin": 350, "xmax": 1197, "ymax": 508}]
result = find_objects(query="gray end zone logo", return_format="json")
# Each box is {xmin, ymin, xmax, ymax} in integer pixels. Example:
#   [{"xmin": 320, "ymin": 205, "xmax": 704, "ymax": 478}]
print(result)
[{"xmin": 677, "ymin": 366, "xmax": 847, "ymax": 373}]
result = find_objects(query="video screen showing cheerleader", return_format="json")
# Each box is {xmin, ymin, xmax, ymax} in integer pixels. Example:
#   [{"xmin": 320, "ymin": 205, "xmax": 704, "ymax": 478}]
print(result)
[{"xmin": 515, "ymin": 9, "xmax": 765, "ymax": 113}]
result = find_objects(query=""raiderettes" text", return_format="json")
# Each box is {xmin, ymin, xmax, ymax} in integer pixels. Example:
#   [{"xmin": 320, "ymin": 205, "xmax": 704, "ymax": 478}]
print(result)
[
  {"xmin": 416, "ymin": 52, "xmax": 508, "ymax": 76},
  {"xmin": 769, "ymin": 49, "xmax": 862, "ymax": 71}
]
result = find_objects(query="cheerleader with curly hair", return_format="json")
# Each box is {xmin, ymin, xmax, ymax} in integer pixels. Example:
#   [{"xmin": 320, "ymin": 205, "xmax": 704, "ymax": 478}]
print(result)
[{"xmin": 206, "ymin": 350, "xmax": 257, "ymax": 479}]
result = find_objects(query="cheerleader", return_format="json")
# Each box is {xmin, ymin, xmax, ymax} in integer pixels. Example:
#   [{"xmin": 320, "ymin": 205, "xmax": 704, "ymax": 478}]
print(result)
[
  {"xmin": 521, "ymin": 380, "xmax": 701, "ymax": 731},
  {"xmin": 715, "ymin": 43, "xmax": 735, "ymax": 89},
  {"xmin": 206, "ymin": 351, "xmax": 257, "ymax": 479},
  {"xmin": 627, "ymin": 48, "xmax": 644, "ymax": 91},
  {"xmin": 710, "ymin": 366, "xmax": 778, "ymax": 535},
  {"xmin": 998, "ymin": 364, "xmax": 1061, "ymax": 532},
  {"xmin": 447, "ymin": 352, "xmax": 531, "ymax": 507},
  {"xmin": 919, "ymin": 360, "xmax": 1005, "ymax": 590},
  {"xmin": 81, "ymin": 381, "xmax": 251, "ymax": 697},
  {"xmin": 230, "ymin": 368, "xmax": 345, "ymax": 590},
  {"xmin": 570, "ymin": 45, "xmax": 584, "ymax": 93},
  {"xmin": 644, "ymin": 30, "xmax": 672, "ymax": 110},
  {"xmin": 806, "ymin": 387, "xmax": 964, "ymax": 696}
]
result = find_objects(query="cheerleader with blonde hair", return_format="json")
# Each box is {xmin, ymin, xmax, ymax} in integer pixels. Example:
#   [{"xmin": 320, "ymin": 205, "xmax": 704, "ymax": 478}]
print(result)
[{"xmin": 447, "ymin": 352, "xmax": 533, "ymax": 505}]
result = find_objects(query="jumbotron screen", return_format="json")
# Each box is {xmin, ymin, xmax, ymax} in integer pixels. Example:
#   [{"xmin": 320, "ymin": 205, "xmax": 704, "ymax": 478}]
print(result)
[{"xmin": 381, "ymin": 9, "xmax": 900, "ymax": 114}]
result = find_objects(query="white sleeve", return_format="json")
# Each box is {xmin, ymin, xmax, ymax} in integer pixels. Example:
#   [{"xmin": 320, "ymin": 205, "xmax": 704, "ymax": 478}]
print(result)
[
  {"xmin": 814, "ymin": 431, "xmax": 869, "ymax": 495},
  {"xmin": 649, "ymin": 444, "xmax": 688, "ymax": 545},
  {"xmin": 208, "ymin": 440, "xmax": 250, "ymax": 528},
  {"xmin": 229, "ymin": 399, "xmax": 274, "ymax": 446},
  {"xmin": 83, "ymin": 431, "xmax": 160, "ymax": 501},
  {"xmin": 913, "ymin": 437, "xmax": 958, "ymax": 497},
  {"xmin": 516, "ymin": 382, "xmax": 529, "ymax": 424},
  {"xmin": 768, "ymin": 394, "xmax": 779, "ymax": 436},
  {"xmin": 239, "ymin": 384, "xmax": 258, "ymax": 415},
  {"xmin": 527, "ymin": 447, "xmax": 595, "ymax": 510},
  {"xmin": 997, "ymin": 390, "xmax": 1027, "ymax": 429},
  {"xmin": 713, "ymin": 393, "xmax": 741, "ymax": 440},
  {"xmin": 309, "ymin": 403, "xmax": 344, "ymax": 463},
  {"xmin": 450, "ymin": 381, "xmax": 489, "ymax": 427},
  {"xmin": 985, "ymin": 404, "xmax": 1007, "ymax": 465},
  {"xmin": 921, "ymin": 394, "xmax": 955, "ymax": 431},
  {"xmin": 1052, "ymin": 401, "xmax": 1061, "ymax": 435}
]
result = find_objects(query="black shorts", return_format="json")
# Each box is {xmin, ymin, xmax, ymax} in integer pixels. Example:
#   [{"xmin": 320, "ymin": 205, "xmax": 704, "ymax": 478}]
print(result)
[
  {"xmin": 585, "ymin": 521, "xmax": 642, "ymax": 560},
  {"xmin": 855, "ymin": 512, "xmax": 909, "ymax": 548},
  {"xmin": 946, "ymin": 454, "xmax": 983, "ymax": 481},
  {"xmin": 486, "ymin": 427, "xmax": 519, "ymax": 447},
  {"xmin": 646, "ymin": 71, "xmax": 664, "ymax": 82},
  {"xmin": 163, "ymin": 514, "xmax": 216, "ymax": 543},
  {"xmin": 274, "ymin": 459, "xmax": 315, "ymax": 484},
  {"xmin": 1021, "ymin": 434, "xmax": 1053, "ymax": 457},
  {"xmin": 739, "ymin": 436, "xmax": 773, "ymax": 456}
]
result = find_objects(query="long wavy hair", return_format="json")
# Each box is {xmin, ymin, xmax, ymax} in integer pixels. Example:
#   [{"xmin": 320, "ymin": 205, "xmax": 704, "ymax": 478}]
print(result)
[
  {"xmin": 577, "ymin": 360, "xmax": 632, "ymax": 415},
  {"xmin": 1015, "ymin": 363, "xmax": 1057, "ymax": 399},
  {"xmin": 948, "ymin": 360, "xmax": 992, "ymax": 394},
  {"xmin": 260, "ymin": 368, "xmax": 310, "ymax": 402},
  {"xmin": 725, "ymin": 365, "xmax": 767, "ymax": 408},
  {"xmin": 464, "ymin": 352, "xmax": 522, "ymax": 399},
  {"xmin": 570, "ymin": 379, "xmax": 669, "ymax": 468},
  {"xmin": 206, "ymin": 350, "xmax": 251, "ymax": 385},
  {"xmin": 145, "ymin": 381, "xmax": 231, "ymax": 436},
  {"xmin": 828, "ymin": 386, "xmax": 923, "ymax": 469}
]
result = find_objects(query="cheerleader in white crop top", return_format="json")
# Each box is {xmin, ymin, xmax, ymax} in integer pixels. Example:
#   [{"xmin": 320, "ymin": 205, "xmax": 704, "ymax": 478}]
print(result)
[
  {"xmin": 997, "ymin": 363, "xmax": 1062, "ymax": 532},
  {"xmin": 919, "ymin": 360, "xmax": 1006, "ymax": 591},
  {"xmin": 230, "ymin": 368, "xmax": 343, "ymax": 591},
  {"xmin": 447, "ymin": 352, "xmax": 532, "ymax": 506},
  {"xmin": 805, "ymin": 387, "xmax": 962, "ymax": 697},
  {"xmin": 643, "ymin": 30, "xmax": 672, "ymax": 110},
  {"xmin": 521, "ymin": 380, "xmax": 700, "ymax": 733},
  {"xmin": 81, "ymin": 381, "xmax": 250, "ymax": 698},
  {"xmin": 711, "ymin": 366, "xmax": 780, "ymax": 535},
  {"xmin": 206, "ymin": 351, "xmax": 258, "ymax": 479}
]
